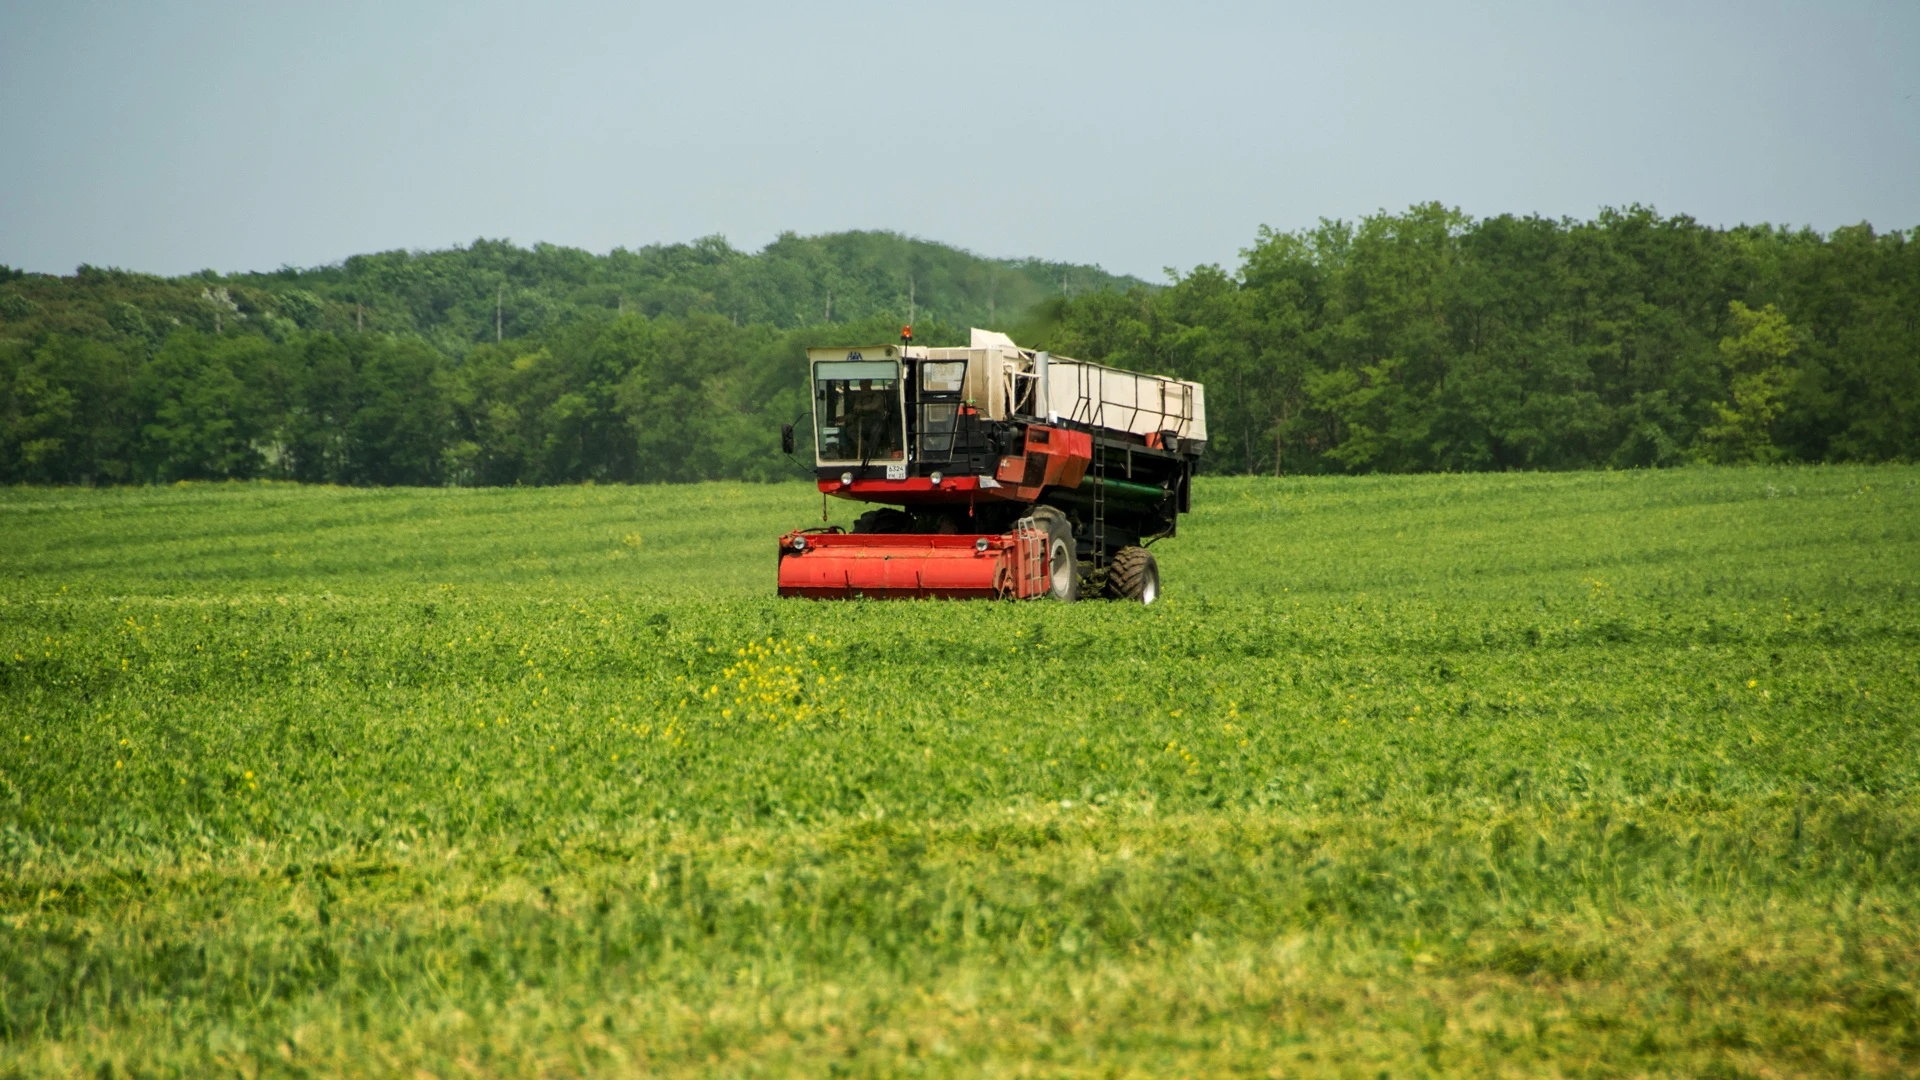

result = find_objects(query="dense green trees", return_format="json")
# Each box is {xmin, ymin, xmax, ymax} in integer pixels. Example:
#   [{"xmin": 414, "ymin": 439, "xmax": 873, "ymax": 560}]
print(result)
[
  {"xmin": 0, "ymin": 229, "xmax": 1081, "ymax": 485},
  {"xmin": 0, "ymin": 307, "xmax": 951, "ymax": 486},
  {"xmin": 1, "ymin": 213, "xmax": 1914, "ymax": 486},
  {"xmin": 1033, "ymin": 205, "xmax": 1918, "ymax": 473}
]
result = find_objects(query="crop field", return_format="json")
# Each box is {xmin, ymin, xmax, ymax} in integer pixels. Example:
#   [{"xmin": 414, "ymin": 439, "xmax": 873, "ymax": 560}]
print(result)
[{"xmin": 2, "ymin": 466, "xmax": 1918, "ymax": 1078}]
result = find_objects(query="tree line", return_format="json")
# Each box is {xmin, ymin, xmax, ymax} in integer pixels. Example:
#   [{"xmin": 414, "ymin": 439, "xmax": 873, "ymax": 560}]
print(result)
[
  {"xmin": 0, "ymin": 229, "xmax": 1129, "ymax": 485},
  {"xmin": 1, "ymin": 209, "xmax": 1914, "ymax": 486},
  {"xmin": 0, "ymin": 307, "xmax": 956, "ymax": 486},
  {"xmin": 1034, "ymin": 204, "xmax": 1917, "ymax": 473}
]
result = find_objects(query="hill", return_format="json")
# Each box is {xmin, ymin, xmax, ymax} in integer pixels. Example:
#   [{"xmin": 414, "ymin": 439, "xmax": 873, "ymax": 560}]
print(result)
[{"xmin": 0, "ymin": 230, "xmax": 1145, "ymax": 348}]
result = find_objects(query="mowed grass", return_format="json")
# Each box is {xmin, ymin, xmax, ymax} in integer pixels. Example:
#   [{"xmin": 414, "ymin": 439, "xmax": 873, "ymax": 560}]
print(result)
[{"xmin": 1, "ymin": 467, "xmax": 1917, "ymax": 1078}]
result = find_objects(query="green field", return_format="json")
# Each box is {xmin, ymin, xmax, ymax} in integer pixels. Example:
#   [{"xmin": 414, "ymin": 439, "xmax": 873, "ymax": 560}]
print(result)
[{"xmin": 3, "ymin": 468, "xmax": 1918, "ymax": 1078}]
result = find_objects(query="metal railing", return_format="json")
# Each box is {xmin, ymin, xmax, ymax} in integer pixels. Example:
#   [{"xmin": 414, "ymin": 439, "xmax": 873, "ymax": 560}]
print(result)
[{"xmin": 1046, "ymin": 362, "xmax": 1196, "ymax": 438}]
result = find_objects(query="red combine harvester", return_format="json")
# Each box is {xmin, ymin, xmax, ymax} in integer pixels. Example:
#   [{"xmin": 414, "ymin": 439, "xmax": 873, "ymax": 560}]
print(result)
[{"xmin": 777, "ymin": 329, "xmax": 1206, "ymax": 602}]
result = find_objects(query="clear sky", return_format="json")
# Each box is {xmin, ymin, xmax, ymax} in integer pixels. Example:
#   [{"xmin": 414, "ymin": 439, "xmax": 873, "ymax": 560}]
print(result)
[{"xmin": 3, "ymin": 0, "xmax": 1916, "ymax": 280}]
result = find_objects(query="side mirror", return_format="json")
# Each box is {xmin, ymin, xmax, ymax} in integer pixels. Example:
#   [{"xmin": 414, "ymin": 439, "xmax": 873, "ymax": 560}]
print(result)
[{"xmin": 780, "ymin": 423, "xmax": 796, "ymax": 456}]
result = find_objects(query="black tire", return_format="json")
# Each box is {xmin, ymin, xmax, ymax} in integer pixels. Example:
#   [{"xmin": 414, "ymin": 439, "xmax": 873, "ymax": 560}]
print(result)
[
  {"xmin": 1105, "ymin": 546, "xmax": 1160, "ymax": 604},
  {"xmin": 1026, "ymin": 506, "xmax": 1078, "ymax": 602},
  {"xmin": 852, "ymin": 508, "xmax": 914, "ymax": 534}
]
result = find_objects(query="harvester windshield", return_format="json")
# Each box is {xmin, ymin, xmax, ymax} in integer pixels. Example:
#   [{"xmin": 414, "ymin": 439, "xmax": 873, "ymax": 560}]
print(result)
[{"xmin": 812, "ymin": 359, "xmax": 905, "ymax": 464}]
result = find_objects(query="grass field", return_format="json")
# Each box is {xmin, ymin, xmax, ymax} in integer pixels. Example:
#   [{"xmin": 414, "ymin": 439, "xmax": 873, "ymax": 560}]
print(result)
[{"xmin": 3, "ymin": 467, "xmax": 1918, "ymax": 1078}]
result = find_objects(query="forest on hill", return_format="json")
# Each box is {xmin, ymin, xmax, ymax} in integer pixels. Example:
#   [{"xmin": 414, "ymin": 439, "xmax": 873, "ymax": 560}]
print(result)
[
  {"xmin": 0, "ymin": 230, "xmax": 1137, "ymax": 350},
  {"xmin": 1, "ymin": 207, "xmax": 1915, "ymax": 486}
]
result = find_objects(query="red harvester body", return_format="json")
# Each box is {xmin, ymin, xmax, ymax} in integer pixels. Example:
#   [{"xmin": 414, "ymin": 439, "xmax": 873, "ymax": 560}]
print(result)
[{"xmin": 775, "ymin": 329, "xmax": 1206, "ymax": 602}]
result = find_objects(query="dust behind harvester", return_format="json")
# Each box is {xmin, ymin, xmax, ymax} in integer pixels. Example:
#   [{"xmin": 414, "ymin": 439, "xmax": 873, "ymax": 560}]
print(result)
[{"xmin": 777, "ymin": 329, "xmax": 1206, "ymax": 602}]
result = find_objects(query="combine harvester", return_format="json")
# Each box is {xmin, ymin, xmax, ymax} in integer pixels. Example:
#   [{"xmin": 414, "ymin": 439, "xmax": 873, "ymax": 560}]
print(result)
[{"xmin": 777, "ymin": 329, "xmax": 1206, "ymax": 602}]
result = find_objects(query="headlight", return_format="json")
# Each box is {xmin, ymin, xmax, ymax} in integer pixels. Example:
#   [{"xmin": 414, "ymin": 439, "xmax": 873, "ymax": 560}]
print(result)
[
  {"xmin": 975, "ymin": 538, "xmax": 990, "ymax": 552},
  {"xmin": 840, "ymin": 471, "xmax": 853, "ymax": 486},
  {"xmin": 929, "ymin": 471, "xmax": 943, "ymax": 485},
  {"xmin": 791, "ymin": 536, "xmax": 808, "ymax": 551}
]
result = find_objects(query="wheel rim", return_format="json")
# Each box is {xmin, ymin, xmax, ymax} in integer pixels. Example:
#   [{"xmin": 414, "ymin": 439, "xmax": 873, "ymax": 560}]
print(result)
[
  {"xmin": 1140, "ymin": 571, "xmax": 1159, "ymax": 605},
  {"xmin": 1050, "ymin": 539, "xmax": 1072, "ymax": 596}
]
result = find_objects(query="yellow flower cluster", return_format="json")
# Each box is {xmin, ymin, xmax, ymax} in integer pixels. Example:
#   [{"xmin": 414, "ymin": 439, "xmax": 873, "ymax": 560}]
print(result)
[
  {"xmin": 1164, "ymin": 739, "xmax": 1200, "ymax": 776},
  {"xmin": 716, "ymin": 635, "xmax": 842, "ymax": 731}
]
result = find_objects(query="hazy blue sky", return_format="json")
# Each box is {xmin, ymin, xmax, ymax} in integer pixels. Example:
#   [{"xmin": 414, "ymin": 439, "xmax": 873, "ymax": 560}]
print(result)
[{"xmin": 3, "ymin": 1, "xmax": 1916, "ymax": 279}]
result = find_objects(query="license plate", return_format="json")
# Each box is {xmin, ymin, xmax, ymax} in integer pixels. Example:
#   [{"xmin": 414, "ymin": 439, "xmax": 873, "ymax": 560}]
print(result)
[{"xmin": 886, "ymin": 463, "xmax": 907, "ymax": 480}]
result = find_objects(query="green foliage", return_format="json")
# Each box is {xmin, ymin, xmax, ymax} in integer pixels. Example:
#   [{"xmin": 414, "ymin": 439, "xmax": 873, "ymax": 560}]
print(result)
[
  {"xmin": 1039, "ymin": 206, "xmax": 1920, "ymax": 473},
  {"xmin": 1, "ymin": 230, "xmax": 1133, "ymax": 346},
  {"xmin": 0, "ymin": 336, "xmax": 138, "ymax": 483},
  {"xmin": 0, "ymin": 230, "xmax": 1134, "ymax": 486},
  {"xmin": 0, "ymin": 291, "xmax": 43, "ymax": 320},
  {"xmin": 1695, "ymin": 301, "xmax": 1800, "ymax": 463},
  {"xmin": 134, "ymin": 332, "xmax": 270, "ymax": 480},
  {"xmin": 1, "ymin": 467, "xmax": 1917, "ymax": 1075},
  {"xmin": 3, "ymin": 213, "xmax": 1917, "ymax": 487}
]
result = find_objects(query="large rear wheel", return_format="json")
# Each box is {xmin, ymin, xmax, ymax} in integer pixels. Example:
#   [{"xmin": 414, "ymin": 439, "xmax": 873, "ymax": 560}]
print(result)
[
  {"xmin": 851, "ymin": 508, "xmax": 914, "ymax": 534},
  {"xmin": 1105, "ymin": 546, "xmax": 1160, "ymax": 604},
  {"xmin": 1026, "ymin": 506, "xmax": 1078, "ymax": 602}
]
